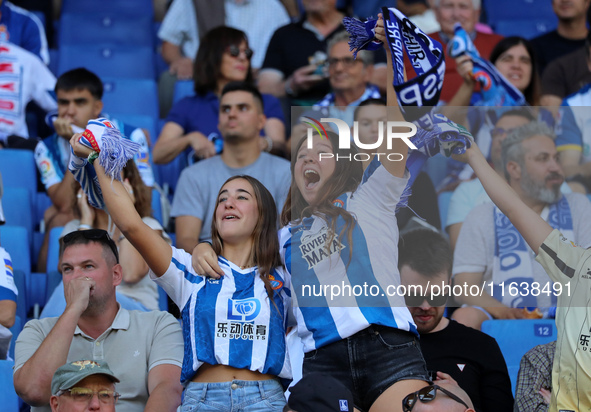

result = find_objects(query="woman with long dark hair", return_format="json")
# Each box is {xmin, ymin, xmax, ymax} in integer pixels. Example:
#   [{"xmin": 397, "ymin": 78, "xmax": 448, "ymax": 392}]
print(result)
[
  {"xmin": 153, "ymin": 26, "xmax": 286, "ymax": 165},
  {"xmin": 449, "ymin": 36, "xmax": 541, "ymax": 107}
]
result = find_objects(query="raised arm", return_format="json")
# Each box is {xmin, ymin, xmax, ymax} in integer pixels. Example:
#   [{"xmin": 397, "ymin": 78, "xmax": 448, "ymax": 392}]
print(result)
[
  {"xmin": 374, "ymin": 14, "xmax": 409, "ymax": 179},
  {"xmin": 69, "ymin": 135, "xmax": 173, "ymax": 276},
  {"xmin": 462, "ymin": 144, "xmax": 553, "ymax": 252}
]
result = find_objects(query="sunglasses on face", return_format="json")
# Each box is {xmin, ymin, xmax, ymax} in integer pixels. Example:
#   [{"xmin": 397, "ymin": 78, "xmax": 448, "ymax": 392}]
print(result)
[
  {"xmin": 62, "ymin": 229, "xmax": 119, "ymax": 263},
  {"xmin": 404, "ymin": 293, "xmax": 449, "ymax": 307},
  {"xmin": 226, "ymin": 45, "xmax": 254, "ymax": 59},
  {"xmin": 57, "ymin": 387, "xmax": 120, "ymax": 405},
  {"xmin": 403, "ymin": 385, "xmax": 470, "ymax": 411}
]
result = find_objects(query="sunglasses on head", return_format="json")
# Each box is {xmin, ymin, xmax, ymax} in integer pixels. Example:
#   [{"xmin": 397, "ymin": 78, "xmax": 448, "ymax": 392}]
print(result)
[
  {"xmin": 403, "ymin": 385, "xmax": 470, "ymax": 411},
  {"xmin": 226, "ymin": 45, "xmax": 253, "ymax": 59},
  {"xmin": 62, "ymin": 229, "xmax": 119, "ymax": 263},
  {"xmin": 404, "ymin": 293, "xmax": 448, "ymax": 307}
]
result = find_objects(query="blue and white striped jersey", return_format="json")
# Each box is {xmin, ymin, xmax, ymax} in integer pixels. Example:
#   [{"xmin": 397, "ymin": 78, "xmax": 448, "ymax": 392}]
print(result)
[
  {"xmin": 151, "ymin": 246, "xmax": 293, "ymax": 384},
  {"xmin": 284, "ymin": 164, "xmax": 417, "ymax": 353},
  {"xmin": 0, "ymin": 247, "xmax": 17, "ymax": 302}
]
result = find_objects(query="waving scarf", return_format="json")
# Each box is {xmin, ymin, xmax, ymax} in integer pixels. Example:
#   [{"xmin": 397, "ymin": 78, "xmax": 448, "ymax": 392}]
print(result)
[
  {"xmin": 344, "ymin": 9, "xmax": 473, "ymax": 210},
  {"xmin": 448, "ymin": 23, "xmax": 526, "ymax": 107},
  {"xmin": 68, "ymin": 118, "xmax": 140, "ymax": 209}
]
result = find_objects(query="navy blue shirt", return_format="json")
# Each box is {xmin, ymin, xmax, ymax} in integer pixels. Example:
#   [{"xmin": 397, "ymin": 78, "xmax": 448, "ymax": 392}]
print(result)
[{"xmin": 166, "ymin": 91, "xmax": 285, "ymax": 161}]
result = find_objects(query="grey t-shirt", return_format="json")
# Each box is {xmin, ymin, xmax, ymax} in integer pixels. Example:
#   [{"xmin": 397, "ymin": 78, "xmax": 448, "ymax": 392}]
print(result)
[
  {"xmin": 171, "ymin": 152, "xmax": 291, "ymax": 242},
  {"xmin": 452, "ymin": 193, "xmax": 591, "ymax": 307}
]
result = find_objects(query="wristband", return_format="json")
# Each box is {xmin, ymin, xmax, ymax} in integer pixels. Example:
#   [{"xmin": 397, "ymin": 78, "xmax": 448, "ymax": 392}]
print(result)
[
  {"xmin": 78, "ymin": 224, "xmax": 92, "ymax": 230},
  {"xmin": 87, "ymin": 151, "xmax": 99, "ymax": 165}
]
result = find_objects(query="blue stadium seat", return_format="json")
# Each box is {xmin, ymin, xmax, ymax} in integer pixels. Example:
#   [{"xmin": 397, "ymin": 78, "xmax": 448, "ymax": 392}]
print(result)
[
  {"xmin": 484, "ymin": 0, "xmax": 555, "ymax": 26},
  {"xmin": 45, "ymin": 270, "xmax": 62, "ymax": 305},
  {"xmin": 3, "ymin": 187, "xmax": 33, "ymax": 236},
  {"xmin": 438, "ymin": 191, "xmax": 453, "ymax": 231},
  {"xmin": 8, "ymin": 315, "xmax": 22, "ymax": 361},
  {"xmin": 59, "ymin": 12, "xmax": 153, "ymax": 48},
  {"xmin": 58, "ymin": 44, "xmax": 156, "ymax": 79},
  {"xmin": 49, "ymin": 48, "xmax": 59, "ymax": 76},
  {"xmin": 0, "ymin": 359, "xmax": 19, "ymax": 412},
  {"xmin": 61, "ymin": 0, "xmax": 154, "ymax": 17},
  {"xmin": 151, "ymin": 188, "xmax": 163, "ymax": 225},
  {"xmin": 101, "ymin": 78, "xmax": 159, "ymax": 120},
  {"xmin": 495, "ymin": 18, "xmax": 557, "ymax": 39},
  {"xmin": 35, "ymin": 192, "xmax": 53, "ymax": 230},
  {"xmin": 46, "ymin": 226, "xmax": 64, "ymax": 275},
  {"xmin": 173, "ymin": 80, "xmax": 195, "ymax": 104},
  {"xmin": 0, "ymin": 226, "xmax": 31, "ymax": 277},
  {"xmin": 481, "ymin": 319, "xmax": 556, "ymax": 394},
  {"xmin": 11, "ymin": 270, "xmax": 27, "ymax": 327},
  {"xmin": 109, "ymin": 113, "xmax": 158, "ymax": 146},
  {"xmin": 0, "ymin": 149, "xmax": 37, "ymax": 198}
]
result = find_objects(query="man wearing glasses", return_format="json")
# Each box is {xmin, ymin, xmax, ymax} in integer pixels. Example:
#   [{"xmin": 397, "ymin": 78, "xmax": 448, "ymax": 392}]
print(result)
[
  {"xmin": 14, "ymin": 229, "xmax": 184, "ymax": 412},
  {"xmin": 398, "ymin": 229, "xmax": 514, "ymax": 412},
  {"xmin": 313, "ymin": 30, "xmax": 381, "ymax": 126},
  {"xmin": 50, "ymin": 360, "xmax": 120, "ymax": 412}
]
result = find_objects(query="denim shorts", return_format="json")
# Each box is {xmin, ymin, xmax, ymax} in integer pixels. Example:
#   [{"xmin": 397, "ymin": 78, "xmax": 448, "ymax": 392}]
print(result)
[
  {"xmin": 302, "ymin": 325, "xmax": 429, "ymax": 412},
  {"xmin": 181, "ymin": 379, "xmax": 286, "ymax": 412}
]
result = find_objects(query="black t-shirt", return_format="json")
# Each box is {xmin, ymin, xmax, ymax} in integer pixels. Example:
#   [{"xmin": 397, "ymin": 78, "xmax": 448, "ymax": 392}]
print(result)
[
  {"xmin": 541, "ymin": 46, "xmax": 591, "ymax": 98},
  {"xmin": 531, "ymin": 30, "xmax": 587, "ymax": 76},
  {"xmin": 419, "ymin": 320, "xmax": 514, "ymax": 412},
  {"xmin": 262, "ymin": 16, "xmax": 386, "ymax": 103}
]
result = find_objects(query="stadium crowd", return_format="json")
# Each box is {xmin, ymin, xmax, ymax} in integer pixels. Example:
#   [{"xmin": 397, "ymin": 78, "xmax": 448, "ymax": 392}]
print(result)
[{"xmin": 0, "ymin": 0, "xmax": 590, "ymax": 410}]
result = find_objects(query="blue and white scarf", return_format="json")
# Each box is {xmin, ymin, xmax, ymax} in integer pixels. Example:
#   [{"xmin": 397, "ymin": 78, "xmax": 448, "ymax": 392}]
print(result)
[
  {"xmin": 344, "ymin": 8, "xmax": 473, "ymax": 210},
  {"xmin": 314, "ymin": 84, "xmax": 382, "ymax": 109},
  {"xmin": 344, "ymin": 7, "xmax": 445, "ymax": 126},
  {"xmin": 492, "ymin": 196, "xmax": 572, "ymax": 309},
  {"xmin": 68, "ymin": 118, "xmax": 140, "ymax": 209},
  {"xmin": 313, "ymin": 84, "xmax": 383, "ymax": 126},
  {"xmin": 448, "ymin": 23, "xmax": 526, "ymax": 107}
]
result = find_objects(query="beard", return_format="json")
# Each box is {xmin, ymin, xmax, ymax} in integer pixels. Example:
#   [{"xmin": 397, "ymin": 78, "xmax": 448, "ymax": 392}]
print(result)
[
  {"xmin": 82, "ymin": 291, "xmax": 111, "ymax": 318},
  {"xmin": 520, "ymin": 171, "xmax": 563, "ymax": 204}
]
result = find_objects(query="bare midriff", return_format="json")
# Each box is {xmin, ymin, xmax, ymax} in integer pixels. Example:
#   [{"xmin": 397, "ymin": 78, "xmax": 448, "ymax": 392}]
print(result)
[{"xmin": 191, "ymin": 363, "xmax": 277, "ymax": 383}]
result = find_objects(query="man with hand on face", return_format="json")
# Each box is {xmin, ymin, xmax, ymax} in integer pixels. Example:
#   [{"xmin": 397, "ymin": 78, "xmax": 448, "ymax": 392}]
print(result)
[
  {"xmin": 14, "ymin": 229, "xmax": 183, "ymax": 412},
  {"xmin": 50, "ymin": 360, "xmax": 120, "ymax": 412},
  {"xmin": 398, "ymin": 229, "xmax": 513, "ymax": 412}
]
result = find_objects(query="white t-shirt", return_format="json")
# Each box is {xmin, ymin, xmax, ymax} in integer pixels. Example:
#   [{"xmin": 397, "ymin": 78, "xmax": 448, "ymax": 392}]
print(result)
[{"xmin": 0, "ymin": 41, "xmax": 56, "ymax": 139}]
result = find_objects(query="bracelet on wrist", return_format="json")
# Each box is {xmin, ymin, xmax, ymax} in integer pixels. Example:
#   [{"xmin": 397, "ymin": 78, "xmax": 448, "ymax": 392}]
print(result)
[
  {"xmin": 78, "ymin": 224, "xmax": 92, "ymax": 230},
  {"xmin": 87, "ymin": 151, "xmax": 99, "ymax": 165}
]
